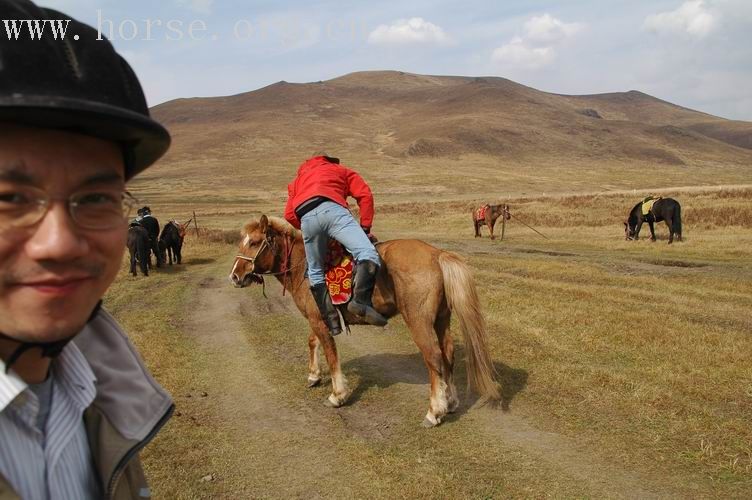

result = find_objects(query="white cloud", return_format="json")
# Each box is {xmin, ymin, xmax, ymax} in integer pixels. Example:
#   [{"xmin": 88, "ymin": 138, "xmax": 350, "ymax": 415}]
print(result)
[
  {"xmin": 524, "ymin": 13, "xmax": 582, "ymax": 45},
  {"xmin": 643, "ymin": 0, "xmax": 717, "ymax": 38},
  {"xmin": 491, "ymin": 14, "xmax": 582, "ymax": 70},
  {"xmin": 368, "ymin": 17, "xmax": 450, "ymax": 45},
  {"xmin": 491, "ymin": 37, "xmax": 554, "ymax": 69},
  {"xmin": 175, "ymin": 0, "xmax": 214, "ymax": 15}
]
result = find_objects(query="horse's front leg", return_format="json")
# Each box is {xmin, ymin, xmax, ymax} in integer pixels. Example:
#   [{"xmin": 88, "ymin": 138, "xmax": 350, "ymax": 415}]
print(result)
[
  {"xmin": 306, "ymin": 329, "xmax": 322, "ymax": 387},
  {"xmin": 487, "ymin": 216, "xmax": 495, "ymax": 240},
  {"xmin": 633, "ymin": 220, "xmax": 642, "ymax": 240},
  {"xmin": 473, "ymin": 220, "xmax": 481, "ymax": 238},
  {"xmin": 648, "ymin": 221, "xmax": 656, "ymax": 242},
  {"xmin": 309, "ymin": 318, "xmax": 350, "ymax": 407}
]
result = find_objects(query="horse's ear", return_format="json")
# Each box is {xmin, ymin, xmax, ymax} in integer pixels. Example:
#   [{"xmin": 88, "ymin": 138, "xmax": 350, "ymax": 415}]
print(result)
[
  {"xmin": 259, "ymin": 215, "xmax": 269, "ymax": 234},
  {"xmin": 623, "ymin": 221, "xmax": 628, "ymax": 227}
]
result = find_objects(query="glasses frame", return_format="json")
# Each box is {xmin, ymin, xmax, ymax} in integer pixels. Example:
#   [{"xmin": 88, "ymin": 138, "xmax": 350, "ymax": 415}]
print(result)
[{"xmin": 0, "ymin": 187, "xmax": 139, "ymax": 231}]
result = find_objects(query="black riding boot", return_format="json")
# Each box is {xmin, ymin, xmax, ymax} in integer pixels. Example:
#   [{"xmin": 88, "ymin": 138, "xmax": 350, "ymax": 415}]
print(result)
[
  {"xmin": 310, "ymin": 284, "xmax": 342, "ymax": 336},
  {"xmin": 347, "ymin": 261, "xmax": 388, "ymax": 327}
]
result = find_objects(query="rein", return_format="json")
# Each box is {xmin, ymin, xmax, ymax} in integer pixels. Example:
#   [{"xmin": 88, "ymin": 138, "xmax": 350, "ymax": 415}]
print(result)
[{"xmin": 506, "ymin": 210, "xmax": 549, "ymax": 240}]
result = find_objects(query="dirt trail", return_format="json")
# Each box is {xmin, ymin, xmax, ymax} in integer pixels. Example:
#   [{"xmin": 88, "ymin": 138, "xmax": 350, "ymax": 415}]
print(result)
[
  {"xmin": 184, "ymin": 272, "xmax": 693, "ymax": 499},
  {"xmin": 183, "ymin": 275, "xmax": 365, "ymax": 497}
]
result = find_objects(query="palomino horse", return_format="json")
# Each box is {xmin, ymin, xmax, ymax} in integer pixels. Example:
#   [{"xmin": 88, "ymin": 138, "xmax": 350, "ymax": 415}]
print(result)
[
  {"xmin": 229, "ymin": 216, "xmax": 500, "ymax": 427},
  {"xmin": 473, "ymin": 204, "xmax": 510, "ymax": 240}
]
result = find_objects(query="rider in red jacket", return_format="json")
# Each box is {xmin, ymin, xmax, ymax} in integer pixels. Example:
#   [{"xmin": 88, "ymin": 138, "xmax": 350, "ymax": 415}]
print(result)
[
  {"xmin": 284, "ymin": 156, "xmax": 374, "ymax": 230},
  {"xmin": 285, "ymin": 155, "xmax": 387, "ymax": 335}
]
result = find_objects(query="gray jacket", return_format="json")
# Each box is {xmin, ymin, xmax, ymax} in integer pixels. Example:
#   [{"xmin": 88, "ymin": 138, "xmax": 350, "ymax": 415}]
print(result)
[{"xmin": 0, "ymin": 310, "xmax": 174, "ymax": 500}]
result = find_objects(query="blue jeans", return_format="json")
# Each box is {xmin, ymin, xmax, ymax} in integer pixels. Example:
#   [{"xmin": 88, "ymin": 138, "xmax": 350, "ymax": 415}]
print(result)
[{"xmin": 300, "ymin": 201, "xmax": 381, "ymax": 287}]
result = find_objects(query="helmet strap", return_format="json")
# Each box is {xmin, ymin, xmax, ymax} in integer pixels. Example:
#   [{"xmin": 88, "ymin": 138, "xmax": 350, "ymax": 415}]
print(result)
[{"xmin": 1, "ymin": 300, "xmax": 103, "ymax": 374}]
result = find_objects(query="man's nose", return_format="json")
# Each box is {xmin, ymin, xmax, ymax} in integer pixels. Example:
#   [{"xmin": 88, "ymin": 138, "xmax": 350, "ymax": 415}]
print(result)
[{"xmin": 24, "ymin": 203, "xmax": 90, "ymax": 261}]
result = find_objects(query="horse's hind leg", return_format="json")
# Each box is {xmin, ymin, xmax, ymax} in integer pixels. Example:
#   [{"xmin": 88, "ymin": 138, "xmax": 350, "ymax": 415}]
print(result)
[
  {"xmin": 306, "ymin": 329, "xmax": 322, "ymax": 387},
  {"xmin": 435, "ymin": 309, "xmax": 458, "ymax": 413},
  {"xmin": 129, "ymin": 251, "xmax": 137, "ymax": 277},
  {"xmin": 664, "ymin": 218, "xmax": 674, "ymax": 244},
  {"xmin": 473, "ymin": 220, "xmax": 480, "ymax": 238},
  {"xmin": 404, "ymin": 315, "xmax": 449, "ymax": 427}
]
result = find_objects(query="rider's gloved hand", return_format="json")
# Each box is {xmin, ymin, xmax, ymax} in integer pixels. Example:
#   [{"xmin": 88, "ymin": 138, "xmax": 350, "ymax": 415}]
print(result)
[{"xmin": 362, "ymin": 226, "xmax": 378, "ymax": 243}]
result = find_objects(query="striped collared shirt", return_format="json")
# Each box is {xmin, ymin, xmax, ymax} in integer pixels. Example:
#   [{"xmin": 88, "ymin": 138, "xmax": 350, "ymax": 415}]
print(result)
[{"xmin": 0, "ymin": 342, "xmax": 100, "ymax": 500}]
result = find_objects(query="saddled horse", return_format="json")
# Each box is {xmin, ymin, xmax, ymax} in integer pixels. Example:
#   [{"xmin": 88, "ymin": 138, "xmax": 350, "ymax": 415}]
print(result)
[
  {"xmin": 473, "ymin": 204, "xmax": 510, "ymax": 240},
  {"xmin": 624, "ymin": 197, "xmax": 682, "ymax": 244},
  {"xmin": 229, "ymin": 215, "xmax": 500, "ymax": 427},
  {"xmin": 127, "ymin": 224, "xmax": 150, "ymax": 277},
  {"xmin": 159, "ymin": 219, "xmax": 191, "ymax": 265}
]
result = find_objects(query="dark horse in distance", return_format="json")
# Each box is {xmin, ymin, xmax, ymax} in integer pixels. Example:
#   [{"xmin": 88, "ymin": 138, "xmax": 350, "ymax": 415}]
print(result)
[
  {"xmin": 473, "ymin": 204, "xmax": 510, "ymax": 240},
  {"xmin": 159, "ymin": 220, "xmax": 190, "ymax": 265},
  {"xmin": 137, "ymin": 206, "xmax": 163, "ymax": 268},
  {"xmin": 625, "ymin": 197, "xmax": 682, "ymax": 244},
  {"xmin": 127, "ymin": 223, "xmax": 150, "ymax": 276}
]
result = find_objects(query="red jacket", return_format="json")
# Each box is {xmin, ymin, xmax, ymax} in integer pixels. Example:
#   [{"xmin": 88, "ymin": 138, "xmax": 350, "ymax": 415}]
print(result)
[{"xmin": 284, "ymin": 156, "xmax": 375, "ymax": 229}]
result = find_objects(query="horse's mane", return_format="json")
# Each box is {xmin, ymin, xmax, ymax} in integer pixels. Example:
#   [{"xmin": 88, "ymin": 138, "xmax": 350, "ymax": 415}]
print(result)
[{"xmin": 242, "ymin": 216, "xmax": 301, "ymax": 239}]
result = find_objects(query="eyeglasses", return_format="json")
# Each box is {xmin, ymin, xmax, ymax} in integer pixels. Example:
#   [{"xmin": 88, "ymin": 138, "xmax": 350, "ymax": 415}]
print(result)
[{"xmin": 0, "ymin": 185, "xmax": 138, "ymax": 231}]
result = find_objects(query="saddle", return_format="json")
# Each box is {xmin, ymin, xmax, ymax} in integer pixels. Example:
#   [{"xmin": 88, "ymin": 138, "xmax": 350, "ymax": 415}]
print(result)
[
  {"xmin": 641, "ymin": 196, "xmax": 661, "ymax": 216},
  {"xmin": 475, "ymin": 204, "xmax": 490, "ymax": 221},
  {"xmin": 325, "ymin": 240, "xmax": 353, "ymax": 305}
]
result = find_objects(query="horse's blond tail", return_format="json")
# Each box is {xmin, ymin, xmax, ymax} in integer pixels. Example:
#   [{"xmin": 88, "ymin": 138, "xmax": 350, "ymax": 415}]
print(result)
[{"xmin": 438, "ymin": 252, "xmax": 501, "ymax": 402}]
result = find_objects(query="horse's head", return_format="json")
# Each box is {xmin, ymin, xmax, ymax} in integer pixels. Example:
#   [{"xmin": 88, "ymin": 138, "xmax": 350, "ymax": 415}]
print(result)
[
  {"xmin": 178, "ymin": 218, "xmax": 192, "ymax": 242},
  {"xmin": 624, "ymin": 220, "xmax": 636, "ymax": 240},
  {"xmin": 490, "ymin": 204, "xmax": 511, "ymax": 221},
  {"xmin": 230, "ymin": 215, "xmax": 302, "ymax": 288},
  {"xmin": 229, "ymin": 215, "xmax": 277, "ymax": 288}
]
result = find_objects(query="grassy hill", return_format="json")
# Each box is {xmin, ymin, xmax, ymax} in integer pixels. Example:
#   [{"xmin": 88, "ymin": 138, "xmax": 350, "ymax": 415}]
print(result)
[{"xmin": 137, "ymin": 70, "xmax": 752, "ymax": 227}]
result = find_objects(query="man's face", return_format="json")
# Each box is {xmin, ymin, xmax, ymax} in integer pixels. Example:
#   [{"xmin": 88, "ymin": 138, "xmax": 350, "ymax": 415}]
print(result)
[{"xmin": 0, "ymin": 125, "xmax": 127, "ymax": 343}]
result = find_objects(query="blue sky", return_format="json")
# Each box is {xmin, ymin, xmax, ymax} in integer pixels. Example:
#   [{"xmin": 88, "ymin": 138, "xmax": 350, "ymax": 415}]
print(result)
[{"xmin": 52, "ymin": 0, "xmax": 752, "ymax": 120}]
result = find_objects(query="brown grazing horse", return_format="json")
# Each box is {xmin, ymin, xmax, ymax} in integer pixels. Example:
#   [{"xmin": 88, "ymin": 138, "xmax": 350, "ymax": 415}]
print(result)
[
  {"xmin": 473, "ymin": 204, "xmax": 510, "ymax": 240},
  {"xmin": 229, "ymin": 216, "xmax": 500, "ymax": 427}
]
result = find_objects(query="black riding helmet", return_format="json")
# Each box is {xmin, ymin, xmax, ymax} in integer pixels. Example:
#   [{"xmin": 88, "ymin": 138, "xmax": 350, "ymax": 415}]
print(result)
[
  {"xmin": 0, "ymin": 0, "xmax": 170, "ymax": 371},
  {"xmin": 0, "ymin": 0, "xmax": 171, "ymax": 179}
]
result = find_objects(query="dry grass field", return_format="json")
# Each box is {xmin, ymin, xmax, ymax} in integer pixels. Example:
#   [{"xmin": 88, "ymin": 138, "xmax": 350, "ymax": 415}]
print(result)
[
  {"xmin": 103, "ymin": 71, "xmax": 752, "ymax": 498},
  {"xmin": 106, "ymin": 183, "xmax": 752, "ymax": 499}
]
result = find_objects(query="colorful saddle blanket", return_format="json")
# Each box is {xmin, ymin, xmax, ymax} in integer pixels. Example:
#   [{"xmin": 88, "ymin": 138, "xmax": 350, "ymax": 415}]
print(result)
[
  {"xmin": 475, "ymin": 204, "xmax": 490, "ymax": 221},
  {"xmin": 325, "ymin": 240, "xmax": 353, "ymax": 305},
  {"xmin": 641, "ymin": 197, "xmax": 661, "ymax": 216}
]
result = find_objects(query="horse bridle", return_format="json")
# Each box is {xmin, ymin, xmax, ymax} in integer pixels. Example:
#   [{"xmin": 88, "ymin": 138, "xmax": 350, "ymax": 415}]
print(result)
[
  {"xmin": 234, "ymin": 233, "xmax": 306, "ymax": 297},
  {"xmin": 234, "ymin": 236, "xmax": 272, "ymax": 274}
]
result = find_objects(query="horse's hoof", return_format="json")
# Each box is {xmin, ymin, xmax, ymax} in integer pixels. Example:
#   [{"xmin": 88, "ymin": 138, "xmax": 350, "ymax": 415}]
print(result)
[
  {"xmin": 422, "ymin": 417, "xmax": 439, "ymax": 428},
  {"xmin": 422, "ymin": 411, "xmax": 441, "ymax": 428},
  {"xmin": 307, "ymin": 377, "xmax": 321, "ymax": 388},
  {"xmin": 325, "ymin": 394, "xmax": 346, "ymax": 408}
]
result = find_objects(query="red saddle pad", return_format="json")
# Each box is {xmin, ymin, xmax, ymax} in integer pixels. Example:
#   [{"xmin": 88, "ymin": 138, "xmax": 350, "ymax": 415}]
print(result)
[
  {"xmin": 325, "ymin": 240, "xmax": 353, "ymax": 305},
  {"xmin": 476, "ymin": 205, "xmax": 489, "ymax": 220}
]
